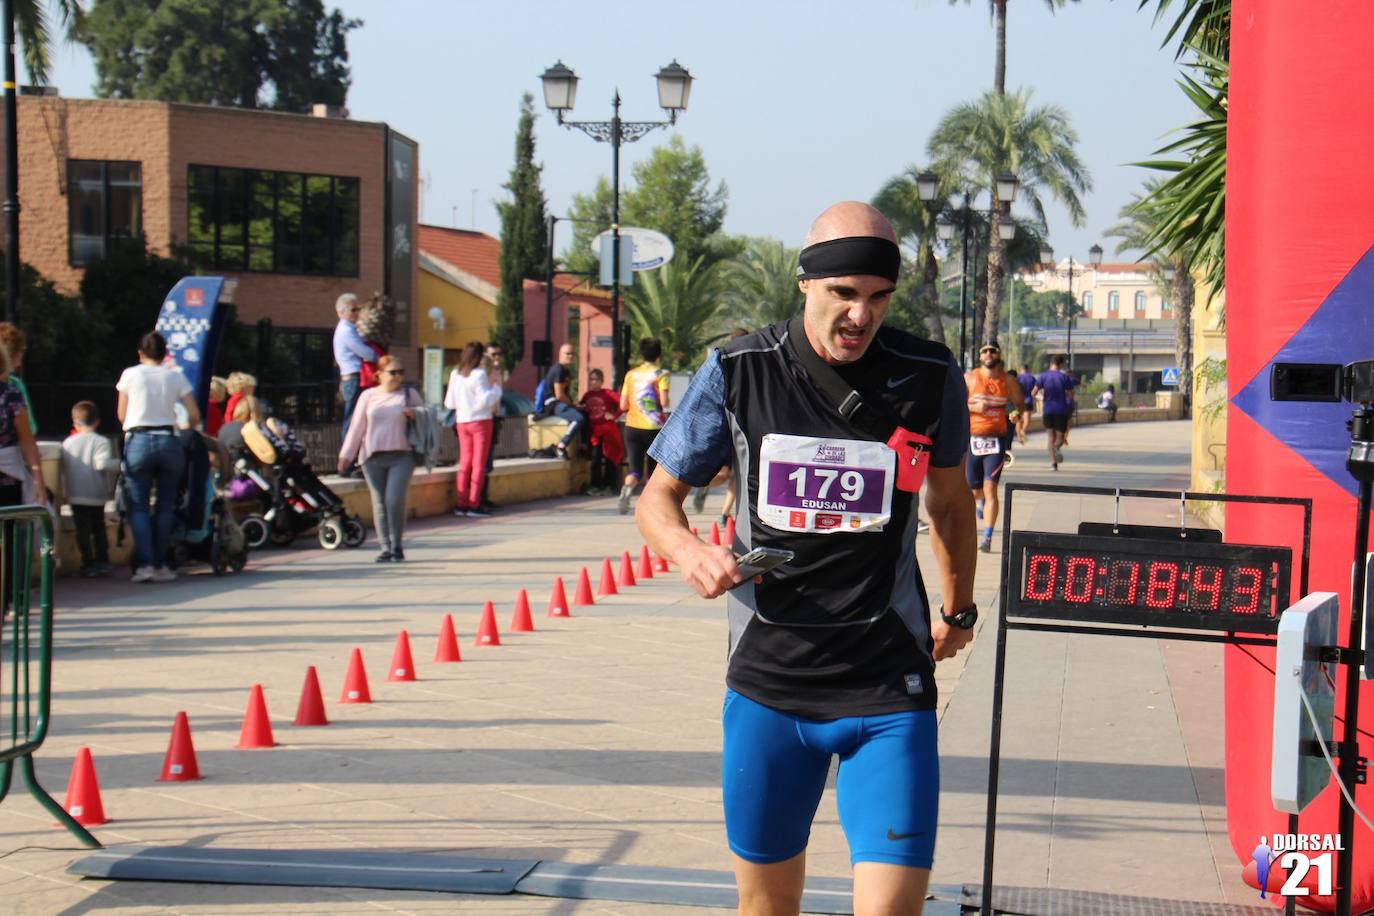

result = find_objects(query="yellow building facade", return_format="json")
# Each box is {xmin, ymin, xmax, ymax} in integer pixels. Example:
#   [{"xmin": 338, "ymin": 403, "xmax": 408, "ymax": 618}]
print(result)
[{"xmin": 414, "ymin": 250, "xmax": 498, "ymax": 362}]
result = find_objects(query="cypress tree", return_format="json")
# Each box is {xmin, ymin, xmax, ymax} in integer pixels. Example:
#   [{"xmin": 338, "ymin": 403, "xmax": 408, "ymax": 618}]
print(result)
[{"xmin": 494, "ymin": 93, "xmax": 549, "ymax": 369}]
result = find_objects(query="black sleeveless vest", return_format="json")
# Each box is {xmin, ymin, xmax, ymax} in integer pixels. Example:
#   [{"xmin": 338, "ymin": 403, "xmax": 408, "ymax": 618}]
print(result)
[{"xmin": 718, "ymin": 318, "xmax": 955, "ymax": 718}]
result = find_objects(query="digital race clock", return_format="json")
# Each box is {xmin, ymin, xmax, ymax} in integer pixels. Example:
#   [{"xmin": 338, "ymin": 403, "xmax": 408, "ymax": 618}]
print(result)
[{"xmin": 1006, "ymin": 530, "xmax": 1293, "ymax": 634}]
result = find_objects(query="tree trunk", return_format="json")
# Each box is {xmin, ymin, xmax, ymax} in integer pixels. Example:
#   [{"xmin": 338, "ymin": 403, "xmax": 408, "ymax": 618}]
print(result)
[
  {"xmin": 972, "ymin": 247, "xmax": 989, "ymax": 365},
  {"xmin": 994, "ymin": 0, "xmax": 1008, "ymax": 94},
  {"xmin": 985, "ymin": 203, "xmax": 1006, "ymax": 346},
  {"xmin": 1172, "ymin": 257, "xmax": 1195, "ymax": 415},
  {"xmin": 921, "ymin": 243, "xmax": 946, "ymax": 344}
]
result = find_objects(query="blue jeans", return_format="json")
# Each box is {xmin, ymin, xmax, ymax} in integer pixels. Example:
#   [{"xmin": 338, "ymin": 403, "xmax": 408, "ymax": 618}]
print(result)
[
  {"xmin": 124, "ymin": 432, "xmax": 185, "ymax": 570},
  {"xmin": 548, "ymin": 402, "xmax": 585, "ymax": 448},
  {"xmin": 340, "ymin": 375, "xmax": 362, "ymax": 439}
]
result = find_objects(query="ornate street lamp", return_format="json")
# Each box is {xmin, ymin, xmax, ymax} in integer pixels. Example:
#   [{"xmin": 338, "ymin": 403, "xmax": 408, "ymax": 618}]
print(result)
[
  {"xmin": 540, "ymin": 60, "xmax": 692, "ymax": 385},
  {"xmin": 916, "ymin": 170, "xmax": 940, "ymax": 203}
]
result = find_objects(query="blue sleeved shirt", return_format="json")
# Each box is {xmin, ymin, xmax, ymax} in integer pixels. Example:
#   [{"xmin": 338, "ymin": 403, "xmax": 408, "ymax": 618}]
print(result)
[
  {"xmin": 649, "ymin": 347, "xmax": 969, "ymax": 487},
  {"xmin": 333, "ymin": 320, "xmax": 375, "ymax": 375}
]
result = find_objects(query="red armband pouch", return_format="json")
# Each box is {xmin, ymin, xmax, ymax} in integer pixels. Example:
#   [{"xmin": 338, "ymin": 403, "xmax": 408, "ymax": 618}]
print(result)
[{"xmin": 887, "ymin": 427, "xmax": 933, "ymax": 493}]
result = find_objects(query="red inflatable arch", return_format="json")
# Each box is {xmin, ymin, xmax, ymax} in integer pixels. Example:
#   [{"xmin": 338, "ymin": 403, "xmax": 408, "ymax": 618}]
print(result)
[{"xmin": 1226, "ymin": 1, "xmax": 1374, "ymax": 910}]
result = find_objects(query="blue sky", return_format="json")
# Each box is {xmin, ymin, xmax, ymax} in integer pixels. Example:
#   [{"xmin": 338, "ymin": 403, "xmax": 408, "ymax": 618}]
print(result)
[{"xmin": 46, "ymin": 0, "xmax": 1193, "ymax": 264}]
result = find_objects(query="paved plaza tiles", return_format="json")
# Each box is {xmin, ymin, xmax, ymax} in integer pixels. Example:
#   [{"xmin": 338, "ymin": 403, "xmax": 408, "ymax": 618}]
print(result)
[{"xmin": 0, "ymin": 420, "xmax": 1261, "ymax": 913}]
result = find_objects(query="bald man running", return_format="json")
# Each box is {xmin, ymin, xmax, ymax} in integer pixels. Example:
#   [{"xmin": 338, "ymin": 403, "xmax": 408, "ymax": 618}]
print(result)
[{"xmin": 639, "ymin": 202, "xmax": 978, "ymax": 915}]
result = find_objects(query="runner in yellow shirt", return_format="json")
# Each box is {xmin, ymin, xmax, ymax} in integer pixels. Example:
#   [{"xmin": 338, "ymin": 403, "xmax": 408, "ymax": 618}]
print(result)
[{"xmin": 618, "ymin": 337, "xmax": 671, "ymax": 514}]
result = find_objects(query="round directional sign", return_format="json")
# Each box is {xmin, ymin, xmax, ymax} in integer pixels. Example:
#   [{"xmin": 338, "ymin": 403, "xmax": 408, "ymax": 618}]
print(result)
[{"xmin": 590, "ymin": 227, "xmax": 675, "ymax": 271}]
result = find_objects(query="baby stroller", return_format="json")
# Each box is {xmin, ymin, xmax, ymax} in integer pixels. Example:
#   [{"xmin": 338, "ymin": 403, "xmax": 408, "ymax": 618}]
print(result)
[
  {"xmin": 115, "ymin": 430, "xmax": 249, "ymax": 576},
  {"xmin": 234, "ymin": 417, "xmax": 367, "ymax": 550}
]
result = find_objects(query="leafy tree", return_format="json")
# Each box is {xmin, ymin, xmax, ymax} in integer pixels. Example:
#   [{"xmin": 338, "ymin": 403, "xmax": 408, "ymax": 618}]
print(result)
[
  {"xmin": 951, "ymin": 0, "xmax": 1081, "ymax": 95},
  {"xmin": 719, "ymin": 237, "xmax": 802, "ymax": 331},
  {"xmin": 79, "ymin": 0, "xmax": 359, "ymax": 111},
  {"xmin": 564, "ymin": 136, "xmax": 735, "ymax": 276},
  {"xmin": 622, "ymin": 256, "xmax": 722, "ymax": 371},
  {"xmin": 929, "ymin": 88, "xmax": 1090, "ymax": 350},
  {"xmin": 622, "ymin": 136, "xmax": 734, "ymax": 268},
  {"xmin": 79, "ymin": 238, "xmax": 194, "ymax": 375},
  {"xmin": 494, "ymin": 93, "xmax": 548, "ymax": 369}
]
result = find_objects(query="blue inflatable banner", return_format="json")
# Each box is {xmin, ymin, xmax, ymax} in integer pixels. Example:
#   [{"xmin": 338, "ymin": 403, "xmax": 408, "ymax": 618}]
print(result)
[{"xmin": 153, "ymin": 277, "xmax": 232, "ymax": 415}]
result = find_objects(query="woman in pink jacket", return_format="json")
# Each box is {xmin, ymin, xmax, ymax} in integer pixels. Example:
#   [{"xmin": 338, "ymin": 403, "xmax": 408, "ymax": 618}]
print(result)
[
  {"xmin": 443, "ymin": 341, "xmax": 502, "ymax": 517},
  {"xmin": 338, "ymin": 355, "xmax": 421, "ymax": 561}
]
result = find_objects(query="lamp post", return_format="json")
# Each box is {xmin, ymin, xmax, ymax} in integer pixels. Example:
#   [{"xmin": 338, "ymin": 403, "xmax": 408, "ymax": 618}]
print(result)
[
  {"xmin": 3, "ymin": 0, "xmax": 18, "ymax": 325},
  {"xmin": 1038, "ymin": 242, "xmax": 1101, "ymax": 372},
  {"xmin": 540, "ymin": 60, "xmax": 692, "ymax": 387},
  {"xmin": 920, "ymin": 170, "xmax": 1018, "ymax": 369}
]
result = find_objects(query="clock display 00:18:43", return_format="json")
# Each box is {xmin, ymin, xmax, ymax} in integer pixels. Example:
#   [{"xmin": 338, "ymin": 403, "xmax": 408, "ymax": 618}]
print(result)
[{"xmin": 1020, "ymin": 549, "xmax": 1271, "ymax": 615}]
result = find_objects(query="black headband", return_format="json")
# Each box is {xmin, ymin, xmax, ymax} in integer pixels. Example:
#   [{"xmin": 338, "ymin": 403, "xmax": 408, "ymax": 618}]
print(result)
[{"xmin": 797, "ymin": 236, "xmax": 901, "ymax": 284}]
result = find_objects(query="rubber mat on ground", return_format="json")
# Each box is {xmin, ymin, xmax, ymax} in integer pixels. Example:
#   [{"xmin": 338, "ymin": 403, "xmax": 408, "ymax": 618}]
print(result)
[
  {"xmin": 68, "ymin": 846, "xmax": 971, "ymax": 912},
  {"xmin": 954, "ymin": 884, "xmax": 1279, "ymax": 916},
  {"xmin": 67, "ymin": 845, "xmax": 537, "ymax": 894}
]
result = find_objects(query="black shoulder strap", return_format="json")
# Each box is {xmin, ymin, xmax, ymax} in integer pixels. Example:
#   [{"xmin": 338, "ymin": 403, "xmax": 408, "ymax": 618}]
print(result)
[{"xmin": 784, "ymin": 317, "xmax": 903, "ymax": 442}]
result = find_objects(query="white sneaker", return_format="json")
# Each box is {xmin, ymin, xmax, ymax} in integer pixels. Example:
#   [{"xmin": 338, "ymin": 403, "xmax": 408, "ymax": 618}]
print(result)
[
  {"xmin": 130, "ymin": 566, "xmax": 155, "ymax": 583},
  {"xmin": 151, "ymin": 566, "xmax": 177, "ymax": 583}
]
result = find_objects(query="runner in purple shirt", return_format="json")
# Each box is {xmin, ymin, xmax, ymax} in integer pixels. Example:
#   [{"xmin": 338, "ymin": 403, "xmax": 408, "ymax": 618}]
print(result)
[{"xmin": 1033, "ymin": 355, "xmax": 1077, "ymax": 470}]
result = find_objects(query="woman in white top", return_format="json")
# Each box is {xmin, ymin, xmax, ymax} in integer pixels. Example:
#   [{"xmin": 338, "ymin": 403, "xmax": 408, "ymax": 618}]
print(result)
[
  {"xmin": 443, "ymin": 341, "xmax": 503, "ymax": 517},
  {"xmin": 116, "ymin": 331, "xmax": 201, "ymax": 583}
]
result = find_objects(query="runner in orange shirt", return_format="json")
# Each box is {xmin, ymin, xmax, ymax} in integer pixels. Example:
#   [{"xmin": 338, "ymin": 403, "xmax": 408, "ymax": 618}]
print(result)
[{"xmin": 965, "ymin": 342, "xmax": 1024, "ymax": 552}]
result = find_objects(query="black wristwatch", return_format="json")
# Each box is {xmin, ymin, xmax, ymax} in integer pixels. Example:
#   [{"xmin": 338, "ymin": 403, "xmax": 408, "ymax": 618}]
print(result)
[{"xmin": 940, "ymin": 603, "xmax": 979, "ymax": 629}]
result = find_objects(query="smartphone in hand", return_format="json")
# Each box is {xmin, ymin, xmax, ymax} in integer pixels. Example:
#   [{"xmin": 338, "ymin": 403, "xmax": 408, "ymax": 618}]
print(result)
[{"xmin": 734, "ymin": 546, "xmax": 795, "ymax": 582}]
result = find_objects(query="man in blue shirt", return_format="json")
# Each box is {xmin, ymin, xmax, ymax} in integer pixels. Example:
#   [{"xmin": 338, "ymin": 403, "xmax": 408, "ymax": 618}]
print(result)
[
  {"xmin": 332, "ymin": 293, "xmax": 374, "ymax": 439},
  {"xmin": 1033, "ymin": 354, "xmax": 1077, "ymax": 470}
]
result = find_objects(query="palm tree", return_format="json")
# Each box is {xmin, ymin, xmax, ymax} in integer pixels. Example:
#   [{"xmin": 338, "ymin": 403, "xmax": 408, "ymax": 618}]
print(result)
[
  {"xmin": 1106, "ymin": 180, "xmax": 1196, "ymax": 410},
  {"xmin": 1133, "ymin": 0, "xmax": 1229, "ymax": 301},
  {"xmin": 15, "ymin": 1, "xmax": 83, "ymax": 84},
  {"xmin": 623, "ymin": 256, "xmax": 723, "ymax": 371},
  {"xmin": 872, "ymin": 167, "xmax": 954, "ymax": 344},
  {"xmin": 928, "ymin": 88, "xmax": 1090, "ymax": 348},
  {"xmin": 719, "ymin": 237, "xmax": 802, "ymax": 331},
  {"xmin": 952, "ymin": 0, "xmax": 1081, "ymax": 95}
]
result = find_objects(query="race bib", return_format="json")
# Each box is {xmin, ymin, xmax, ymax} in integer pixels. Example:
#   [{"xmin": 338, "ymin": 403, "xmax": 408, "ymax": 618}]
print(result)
[
  {"xmin": 757, "ymin": 434, "xmax": 895, "ymax": 534},
  {"xmin": 970, "ymin": 435, "xmax": 1002, "ymax": 457}
]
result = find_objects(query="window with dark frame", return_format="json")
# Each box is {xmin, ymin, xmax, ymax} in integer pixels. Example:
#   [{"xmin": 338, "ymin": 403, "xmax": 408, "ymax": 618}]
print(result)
[
  {"xmin": 187, "ymin": 164, "xmax": 360, "ymax": 277},
  {"xmin": 68, "ymin": 159, "xmax": 142, "ymax": 267}
]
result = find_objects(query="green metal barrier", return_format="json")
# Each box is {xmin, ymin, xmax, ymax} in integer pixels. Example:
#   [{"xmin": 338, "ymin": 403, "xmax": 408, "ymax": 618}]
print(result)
[{"xmin": 0, "ymin": 506, "xmax": 100, "ymax": 847}]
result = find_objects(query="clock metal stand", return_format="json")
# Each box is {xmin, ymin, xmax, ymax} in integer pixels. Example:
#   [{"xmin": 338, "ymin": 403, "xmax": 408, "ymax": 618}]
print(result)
[{"xmin": 978, "ymin": 482, "xmax": 1314, "ymax": 916}]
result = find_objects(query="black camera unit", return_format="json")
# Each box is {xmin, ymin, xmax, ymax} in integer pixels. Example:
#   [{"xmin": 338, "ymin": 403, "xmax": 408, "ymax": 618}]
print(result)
[{"xmin": 1271, "ymin": 359, "xmax": 1374, "ymax": 403}]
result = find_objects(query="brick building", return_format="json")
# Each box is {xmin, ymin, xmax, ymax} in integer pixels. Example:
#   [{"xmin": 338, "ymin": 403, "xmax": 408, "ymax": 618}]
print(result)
[{"xmin": 2, "ymin": 94, "xmax": 418, "ymax": 381}]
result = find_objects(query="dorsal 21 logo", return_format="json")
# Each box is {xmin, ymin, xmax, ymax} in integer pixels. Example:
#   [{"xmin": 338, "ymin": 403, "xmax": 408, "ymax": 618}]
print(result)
[{"xmin": 1252, "ymin": 834, "xmax": 1343, "ymax": 898}]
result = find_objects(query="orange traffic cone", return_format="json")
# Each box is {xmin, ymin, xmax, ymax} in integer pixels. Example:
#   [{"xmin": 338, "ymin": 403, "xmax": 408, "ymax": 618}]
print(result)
[
  {"xmin": 388, "ymin": 630, "xmax": 417, "ymax": 681},
  {"xmin": 475, "ymin": 601, "xmax": 501, "ymax": 646},
  {"xmin": 597, "ymin": 557, "xmax": 618, "ymax": 596},
  {"xmin": 340, "ymin": 648, "xmax": 372, "ymax": 704},
  {"xmin": 573, "ymin": 567, "xmax": 595, "ymax": 606},
  {"xmin": 654, "ymin": 553, "xmax": 670, "ymax": 573},
  {"xmin": 63, "ymin": 747, "xmax": 107, "ymax": 826},
  {"xmin": 709, "ymin": 521, "xmax": 721, "ymax": 546},
  {"xmin": 434, "ymin": 613, "xmax": 462, "ymax": 662},
  {"xmin": 725, "ymin": 517, "xmax": 736, "ymax": 546},
  {"xmin": 293, "ymin": 666, "xmax": 329, "ymax": 726},
  {"xmin": 548, "ymin": 577, "xmax": 572, "ymax": 617},
  {"xmin": 510, "ymin": 589, "xmax": 534, "ymax": 632},
  {"xmin": 236, "ymin": 684, "xmax": 277, "ymax": 749},
  {"xmin": 617, "ymin": 551, "xmax": 637, "ymax": 587},
  {"xmin": 158, "ymin": 712, "xmax": 202, "ymax": 781},
  {"xmin": 637, "ymin": 545, "xmax": 655, "ymax": 580}
]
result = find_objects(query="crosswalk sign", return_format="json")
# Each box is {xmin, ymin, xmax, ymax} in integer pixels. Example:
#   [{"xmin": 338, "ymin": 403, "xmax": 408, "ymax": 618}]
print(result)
[{"xmin": 1161, "ymin": 367, "xmax": 1181, "ymax": 387}]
